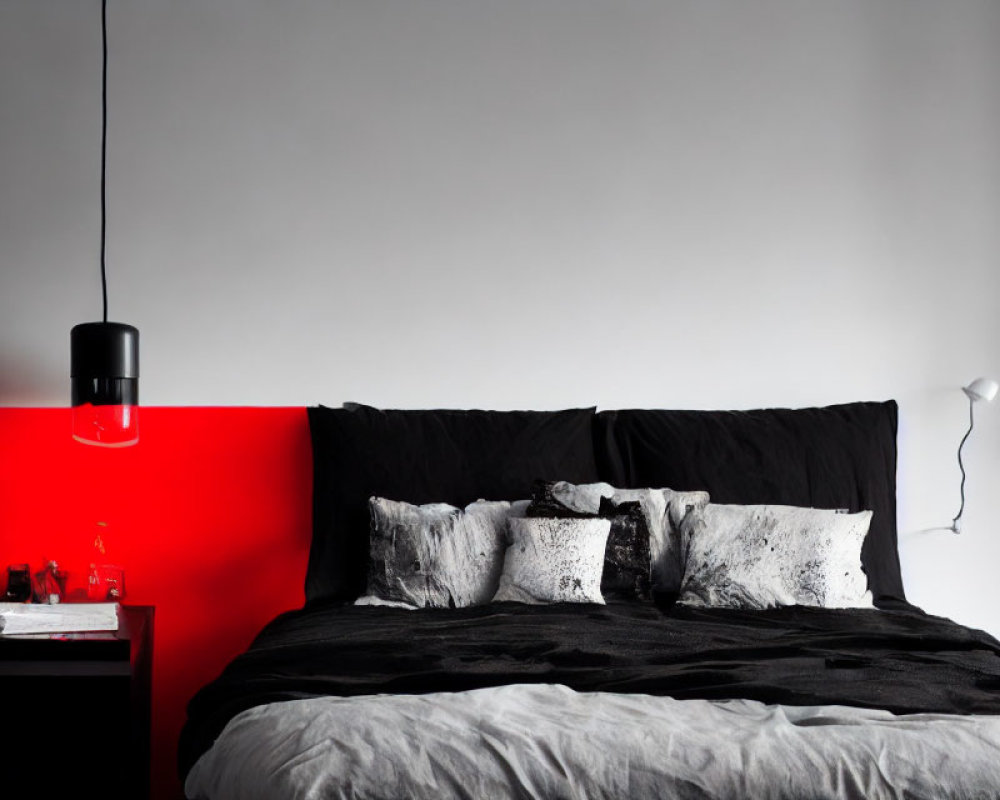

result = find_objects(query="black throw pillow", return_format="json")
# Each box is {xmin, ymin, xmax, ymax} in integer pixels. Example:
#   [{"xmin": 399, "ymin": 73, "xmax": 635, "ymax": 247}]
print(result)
[
  {"xmin": 306, "ymin": 405, "xmax": 599, "ymax": 603},
  {"xmin": 597, "ymin": 496, "xmax": 652, "ymax": 602},
  {"xmin": 593, "ymin": 401, "xmax": 904, "ymax": 604}
]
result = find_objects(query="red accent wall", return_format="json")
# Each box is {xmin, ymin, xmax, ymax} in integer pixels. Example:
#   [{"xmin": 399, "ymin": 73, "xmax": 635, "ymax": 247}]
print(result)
[{"xmin": 0, "ymin": 407, "xmax": 313, "ymax": 800}]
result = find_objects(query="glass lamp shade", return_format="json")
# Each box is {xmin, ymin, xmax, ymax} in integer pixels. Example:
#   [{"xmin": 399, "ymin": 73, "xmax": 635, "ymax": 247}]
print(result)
[
  {"xmin": 71, "ymin": 322, "xmax": 139, "ymax": 447},
  {"xmin": 963, "ymin": 377, "xmax": 999, "ymax": 404},
  {"xmin": 72, "ymin": 402, "xmax": 139, "ymax": 447}
]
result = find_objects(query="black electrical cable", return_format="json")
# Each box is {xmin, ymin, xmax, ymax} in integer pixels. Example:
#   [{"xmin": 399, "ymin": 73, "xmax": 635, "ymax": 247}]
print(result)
[
  {"xmin": 951, "ymin": 397, "xmax": 975, "ymax": 533},
  {"xmin": 100, "ymin": 0, "xmax": 108, "ymax": 323}
]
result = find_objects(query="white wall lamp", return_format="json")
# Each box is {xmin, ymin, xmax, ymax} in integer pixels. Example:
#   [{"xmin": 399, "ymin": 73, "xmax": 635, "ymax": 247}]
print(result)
[{"xmin": 950, "ymin": 377, "xmax": 999, "ymax": 533}]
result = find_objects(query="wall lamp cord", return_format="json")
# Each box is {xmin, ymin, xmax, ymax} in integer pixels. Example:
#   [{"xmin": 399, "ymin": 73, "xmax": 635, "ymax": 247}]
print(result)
[{"xmin": 951, "ymin": 396, "xmax": 975, "ymax": 534}]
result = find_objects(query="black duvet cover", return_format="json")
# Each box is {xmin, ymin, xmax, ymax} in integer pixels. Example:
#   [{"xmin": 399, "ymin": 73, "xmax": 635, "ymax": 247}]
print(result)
[{"xmin": 179, "ymin": 601, "xmax": 1000, "ymax": 781}]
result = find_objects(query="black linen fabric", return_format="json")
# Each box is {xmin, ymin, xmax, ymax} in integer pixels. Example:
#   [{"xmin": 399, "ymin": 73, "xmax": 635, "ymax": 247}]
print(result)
[
  {"xmin": 306, "ymin": 405, "xmax": 600, "ymax": 603},
  {"xmin": 593, "ymin": 401, "xmax": 903, "ymax": 602},
  {"xmin": 180, "ymin": 601, "xmax": 1000, "ymax": 781}
]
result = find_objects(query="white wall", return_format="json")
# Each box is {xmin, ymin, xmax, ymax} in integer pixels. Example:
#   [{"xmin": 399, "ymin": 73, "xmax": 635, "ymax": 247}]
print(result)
[{"xmin": 2, "ymin": 1, "xmax": 998, "ymax": 634}]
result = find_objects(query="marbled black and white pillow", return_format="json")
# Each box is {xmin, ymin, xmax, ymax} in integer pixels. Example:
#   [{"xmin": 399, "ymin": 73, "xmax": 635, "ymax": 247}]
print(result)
[
  {"xmin": 365, "ymin": 497, "xmax": 528, "ymax": 608},
  {"xmin": 528, "ymin": 480, "xmax": 709, "ymax": 599},
  {"xmin": 657, "ymin": 488, "xmax": 710, "ymax": 597},
  {"xmin": 596, "ymin": 497, "xmax": 652, "ymax": 601},
  {"xmin": 677, "ymin": 504, "xmax": 874, "ymax": 610},
  {"xmin": 493, "ymin": 517, "xmax": 610, "ymax": 604}
]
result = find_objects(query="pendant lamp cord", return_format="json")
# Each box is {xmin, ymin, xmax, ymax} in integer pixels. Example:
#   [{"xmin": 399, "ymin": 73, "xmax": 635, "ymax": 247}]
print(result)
[
  {"xmin": 951, "ymin": 396, "xmax": 975, "ymax": 533},
  {"xmin": 100, "ymin": 0, "xmax": 109, "ymax": 323}
]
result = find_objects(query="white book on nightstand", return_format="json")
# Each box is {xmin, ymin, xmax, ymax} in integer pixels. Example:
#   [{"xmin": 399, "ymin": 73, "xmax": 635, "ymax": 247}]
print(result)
[{"xmin": 0, "ymin": 602, "xmax": 120, "ymax": 634}]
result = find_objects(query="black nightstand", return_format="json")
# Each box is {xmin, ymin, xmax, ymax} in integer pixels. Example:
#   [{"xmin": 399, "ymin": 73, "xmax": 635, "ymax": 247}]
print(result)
[{"xmin": 0, "ymin": 604, "xmax": 153, "ymax": 798}]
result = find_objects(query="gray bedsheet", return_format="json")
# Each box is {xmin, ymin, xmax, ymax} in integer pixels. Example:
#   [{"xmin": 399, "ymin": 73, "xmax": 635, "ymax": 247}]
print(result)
[{"xmin": 185, "ymin": 683, "xmax": 1000, "ymax": 799}]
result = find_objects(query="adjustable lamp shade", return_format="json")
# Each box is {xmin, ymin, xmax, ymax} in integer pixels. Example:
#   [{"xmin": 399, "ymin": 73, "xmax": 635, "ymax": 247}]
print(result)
[
  {"xmin": 71, "ymin": 322, "xmax": 139, "ymax": 447},
  {"xmin": 963, "ymin": 377, "xmax": 999, "ymax": 404}
]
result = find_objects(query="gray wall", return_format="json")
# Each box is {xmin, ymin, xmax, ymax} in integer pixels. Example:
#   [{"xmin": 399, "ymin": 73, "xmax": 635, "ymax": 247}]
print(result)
[{"xmin": 2, "ymin": 1, "xmax": 999, "ymax": 634}]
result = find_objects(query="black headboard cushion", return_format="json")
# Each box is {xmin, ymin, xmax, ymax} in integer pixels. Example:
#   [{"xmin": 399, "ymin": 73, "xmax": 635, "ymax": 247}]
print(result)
[
  {"xmin": 593, "ymin": 401, "xmax": 902, "ymax": 603},
  {"xmin": 306, "ymin": 404, "xmax": 600, "ymax": 604}
]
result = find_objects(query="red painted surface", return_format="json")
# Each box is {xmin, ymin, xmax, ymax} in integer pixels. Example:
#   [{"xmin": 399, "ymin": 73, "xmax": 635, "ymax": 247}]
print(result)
[{"xmin": 0, "ymin": 407, "xmax": 313, "ymax": 800}]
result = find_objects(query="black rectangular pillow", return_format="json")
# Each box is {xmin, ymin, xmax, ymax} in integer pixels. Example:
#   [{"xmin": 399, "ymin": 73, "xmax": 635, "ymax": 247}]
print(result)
[
  {"xmin": 593, "ymin": 401, "xmax": 903, "ymax": 603},
  {"xmin": 306, "ymin": 404, "xmax": 600, "ymax": 603}
]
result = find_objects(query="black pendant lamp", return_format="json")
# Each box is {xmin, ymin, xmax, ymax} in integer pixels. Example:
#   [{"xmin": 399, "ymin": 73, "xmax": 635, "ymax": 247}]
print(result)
[{"xmin": 71, "ymin": 0, "xmax": 140, "ymax": 448}]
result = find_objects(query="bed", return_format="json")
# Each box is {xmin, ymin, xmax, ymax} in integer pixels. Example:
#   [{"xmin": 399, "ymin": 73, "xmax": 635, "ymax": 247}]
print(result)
[{"xmin": 180, "ymin": 401, "xmax": 1000, "ymax": 799}]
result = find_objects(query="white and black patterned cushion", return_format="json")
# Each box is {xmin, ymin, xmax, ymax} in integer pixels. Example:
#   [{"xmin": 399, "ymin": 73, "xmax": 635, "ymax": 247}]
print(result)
[
  {"xmin": 677, "ymin": 504, "xmax": 874, "ymax": 610},
  {"xmin": 527, "ymin": 481, "xmax": 651, "ymax": 600},
  {"xmin": 366, "ymin": 497, "xmax": 527, "ymax": 608},
  {"xmin": 493, "ymin": 517, "xmax": 610, "ymax": 604}
]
